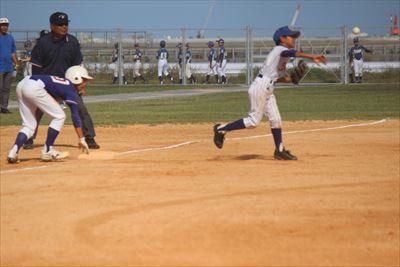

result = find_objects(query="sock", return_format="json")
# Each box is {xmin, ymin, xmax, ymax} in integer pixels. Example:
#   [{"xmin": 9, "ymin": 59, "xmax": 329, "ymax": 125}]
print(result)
[
  {"xmin": 45, "ymin": 127, "xmax": 60, "ymax": 152},
  {"xmin": 218, "ymin": 119, "xmax": 246, "ymax": 132},
  {"xmin": 15, "ymin": 132, "xmax": 28, "ymax": 152},
  {"xmin": 271, "ymin": 128, "xmax": 283, "ymax": 152}
]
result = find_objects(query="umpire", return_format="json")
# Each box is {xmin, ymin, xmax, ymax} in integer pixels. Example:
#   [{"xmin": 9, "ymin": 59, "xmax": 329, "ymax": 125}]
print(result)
[{"xmin": 24, "ymin": 11, "xmax": 100, "ymax": 149}]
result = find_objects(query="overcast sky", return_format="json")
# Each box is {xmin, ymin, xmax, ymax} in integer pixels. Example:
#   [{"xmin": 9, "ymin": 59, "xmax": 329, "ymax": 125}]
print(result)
[{"xmin": 1, "ymin": 0, "xmax": 399, "ymax": 37}]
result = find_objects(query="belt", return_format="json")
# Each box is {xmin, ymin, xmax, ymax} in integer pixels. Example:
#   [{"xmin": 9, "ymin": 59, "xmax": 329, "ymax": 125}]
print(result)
[{"xmin": 257, "ymin": 74, "xmax": 263, "ymax": 78}]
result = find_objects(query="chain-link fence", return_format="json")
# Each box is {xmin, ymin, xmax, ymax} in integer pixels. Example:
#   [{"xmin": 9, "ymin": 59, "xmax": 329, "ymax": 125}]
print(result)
[{"xmin": 10, "ymin": 26, "xmax": 400, "ymax": 85}]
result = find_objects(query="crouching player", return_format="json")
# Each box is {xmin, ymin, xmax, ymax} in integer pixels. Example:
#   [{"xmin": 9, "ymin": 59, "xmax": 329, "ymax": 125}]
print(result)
[{"xmin": 7, "ymin": 65, "xmax": 92, "ymax": 163}]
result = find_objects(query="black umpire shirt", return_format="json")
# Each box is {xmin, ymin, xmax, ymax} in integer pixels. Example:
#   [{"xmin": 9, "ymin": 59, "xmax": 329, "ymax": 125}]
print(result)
[{"xmin": 30, "ymin": 32, "xmax": 83, "ymax": 77}]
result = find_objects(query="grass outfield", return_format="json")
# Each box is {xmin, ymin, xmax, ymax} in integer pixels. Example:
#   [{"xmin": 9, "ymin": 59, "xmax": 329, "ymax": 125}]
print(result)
[{"xmin": 0, "ymin": 83, "xmax": 399, "ymax": 126}]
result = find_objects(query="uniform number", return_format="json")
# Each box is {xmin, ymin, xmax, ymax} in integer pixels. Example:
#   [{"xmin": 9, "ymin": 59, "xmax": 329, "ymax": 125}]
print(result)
[
  {"xmin": 51, "ymin": 76, "xmax": 70, "ymax": 85},
  {"xmin": 159, "ymin": 52, "xmax": 167, "ymax": 60}
]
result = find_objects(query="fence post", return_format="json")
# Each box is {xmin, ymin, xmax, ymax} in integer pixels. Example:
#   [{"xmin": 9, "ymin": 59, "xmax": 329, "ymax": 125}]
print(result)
[
  {"xmin": 245, "ymin": 26, "xmax": 253, "ymax": 86},
  {"xmin": 181, "ymin": 28, "xmax": 186, "ymax": 85},
  {"xmin": 340, "ymin": 25, "xmax": 349, "ymax": 84},
  {"xmin": 117, "ymin": 29, "xmax": 123, "ymax": 86}
]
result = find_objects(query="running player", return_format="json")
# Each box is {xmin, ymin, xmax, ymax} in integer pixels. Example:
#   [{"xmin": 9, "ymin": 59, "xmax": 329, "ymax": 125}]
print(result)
[
  {"xmin": 204, "ymin": 41, "xmax": 218, "ymax": 84},
  {"xmin": 156, "ymin": 40, "xmax": 173, "ymax": 85},
  {"xmin": 132, "ymin": 43, "xmax": 146, "ymax": 84},
  {"xmin": 213, "ymin": 26, "xmax": 326, "ymax": 160},
  {"xmin": 7, "ymin": 66, "xmax": 92, "ymax": 163}
]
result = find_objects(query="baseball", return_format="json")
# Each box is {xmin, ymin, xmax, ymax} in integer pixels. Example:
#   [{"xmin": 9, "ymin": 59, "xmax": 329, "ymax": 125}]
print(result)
[{"xmin": 352, "ymin": 26, "xmax": 361, "ymax": 34}]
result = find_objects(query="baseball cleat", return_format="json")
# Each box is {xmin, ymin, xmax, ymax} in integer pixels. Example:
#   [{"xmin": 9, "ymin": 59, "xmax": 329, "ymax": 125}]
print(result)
[
  {"xmin": 7, "ymin": 145, "xmax": 19, "ymax": 164},
  {"xmin": 274, "ymin": 148, "xmax": 297, "ymax": 160},
  {"xmin": 41, "ymin": 146, "xmax": 69, "ymax": 162},
  {"xmin": 213, "ymin": 124, "xmax": 226, "ymax": 149}
]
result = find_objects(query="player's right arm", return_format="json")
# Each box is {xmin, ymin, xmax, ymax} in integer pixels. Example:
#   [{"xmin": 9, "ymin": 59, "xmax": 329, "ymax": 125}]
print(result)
[{"xmin": 295, "ymin": 51, "xmax": 326, "ymax": 65}]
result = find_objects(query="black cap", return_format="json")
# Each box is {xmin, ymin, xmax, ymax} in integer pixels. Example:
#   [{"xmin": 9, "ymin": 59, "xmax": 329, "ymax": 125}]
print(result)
[{"xmin": 49, "ymin": 12, "xmax": 69, "ymax": 24}]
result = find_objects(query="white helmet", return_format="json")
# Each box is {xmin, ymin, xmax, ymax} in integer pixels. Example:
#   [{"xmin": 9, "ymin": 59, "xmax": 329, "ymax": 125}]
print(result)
[
  {"xmin": 65, "ymin": 65, "xmax": 93, "ymax": 85},
  {"xmin": 0, "ymin": 18, "xmax": 10, "ymax": 24}
]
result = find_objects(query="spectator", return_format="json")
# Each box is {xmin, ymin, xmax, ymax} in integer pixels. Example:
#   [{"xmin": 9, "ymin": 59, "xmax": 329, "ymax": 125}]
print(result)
[
  {"xmin": 23, "ymin": 11, "xmax": 100, "ymax": 149},
  {"xmin": 0, "ymin": 17, "xmax": 20, "ymax": 114}
]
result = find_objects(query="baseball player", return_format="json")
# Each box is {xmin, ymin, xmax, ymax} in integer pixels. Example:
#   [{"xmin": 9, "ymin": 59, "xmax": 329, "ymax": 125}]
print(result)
[
  {"xmin": 213, "ymin": 26, "xmax": 326, "ymax": 160},
  {"xmin": 156, "ymin": 40, "xmax": 173, "ymax": 85},
  {"xmin": 216, "ymin": 38, "xmax": 227, "ymax": 84},
  {"xmin": 348, "ymin": 37, "xmax": 372, "ymax": 83},
  {"xmin": 21, "ymin": 40, "xmax": 33, "ymax": 77},
  {"xmin": 111, "ymin": 42, "xmax": 127, "ymax": 84},
  {"xmin": 132, "ymin": 43, "xmax": 146, "ymax": 84},
  {"xmin": 7, "ymin": 65, "xmax": 92, "ymax": 163},
  {"xmin": 204, "ymin": 41, "xmax": 218, "ymax": 84},
  {"xmin": 177, "ymin": 43, "xmax": 196, "ymax": 84}
]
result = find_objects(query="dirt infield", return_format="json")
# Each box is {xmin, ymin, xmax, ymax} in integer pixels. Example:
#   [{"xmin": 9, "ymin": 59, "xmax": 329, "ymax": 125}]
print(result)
[{"xmin": 1, "ymin": 120, "xmax": 399, "ymax": 266}]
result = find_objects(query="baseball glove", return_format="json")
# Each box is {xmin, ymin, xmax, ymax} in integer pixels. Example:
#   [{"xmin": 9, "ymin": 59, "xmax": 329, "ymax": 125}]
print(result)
[{"xmin": 290, "ymin": 60, "xmax": 308, "ymax": 85}]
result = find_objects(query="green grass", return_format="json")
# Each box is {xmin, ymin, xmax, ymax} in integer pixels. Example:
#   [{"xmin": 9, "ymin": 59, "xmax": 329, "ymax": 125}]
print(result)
[{"xmin": 1, "ymin": 83, "xmax": 399, "ymax": 126}]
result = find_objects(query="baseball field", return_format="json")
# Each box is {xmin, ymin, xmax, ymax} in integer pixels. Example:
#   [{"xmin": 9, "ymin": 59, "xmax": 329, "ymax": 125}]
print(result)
[{"xmin": 1, "ymin": 83, "xmax": 399, "ymax": 266}]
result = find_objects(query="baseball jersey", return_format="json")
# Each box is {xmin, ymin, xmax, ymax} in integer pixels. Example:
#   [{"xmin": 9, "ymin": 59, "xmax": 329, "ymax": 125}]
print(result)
[
  {"xmin": 185, "ymin": 49, "xmax": 192, "ymax": 63},
  {"xmin": 156, "ymin": 48, "xmax": 169, "ymax": 60},
  {"xmin": 0, "ymin": 33, "xmax": 17, "ymax": 72},
  {"xmin": 29, "ymin": 75, "xmax": 81, "ymax": 128},
  {"xmin": 348, "ymin": 45, "xmax": 371, "ymax": 61},
  {"xmin": 259, "ymin": 45, "xmax": 297, "ymax": 81},
  {"xmin": 208, "ymin": 48, "xmax": 216, "ymax": 63},
  {"xmin": 30, "ymin": 32, "xmax": 82, "ymax": 77},
  {"xmin": 133, "ymin": 49, "xmax": 142, "ymax": 62},
  {"xmin": 217, "ymin": 46, "xmax": 227, "ymax": 63}
]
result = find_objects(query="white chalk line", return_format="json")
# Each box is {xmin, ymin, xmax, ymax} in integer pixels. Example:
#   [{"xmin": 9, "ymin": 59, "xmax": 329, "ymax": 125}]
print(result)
[
  {"xmin": 228, "ymin": 119, "xmax": 388, "ymax": 141},
  {"xmin": 1, "ymin": 119, "xmax": 388, "ymax": 174},
  {"xmin": 117, "ymin": 140, "xmax": 200, "ymax": 156}
]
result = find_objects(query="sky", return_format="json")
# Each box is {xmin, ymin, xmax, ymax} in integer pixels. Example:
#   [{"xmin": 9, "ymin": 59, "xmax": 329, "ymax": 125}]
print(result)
[{"xmin": 0, "ymin": 0, "xmax": 399, "ymax": 37}]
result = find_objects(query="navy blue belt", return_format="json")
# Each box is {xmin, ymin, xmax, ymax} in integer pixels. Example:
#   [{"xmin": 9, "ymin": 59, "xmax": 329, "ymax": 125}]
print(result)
[{"xmin": 257, "ymin": 74, "xmax": 263, "ymax": 78}]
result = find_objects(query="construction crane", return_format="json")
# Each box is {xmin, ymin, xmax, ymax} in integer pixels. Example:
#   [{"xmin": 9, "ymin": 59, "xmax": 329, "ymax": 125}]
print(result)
[{"xmin": 197, "ymin": 0, "xmax": 216, "ymax": 39}]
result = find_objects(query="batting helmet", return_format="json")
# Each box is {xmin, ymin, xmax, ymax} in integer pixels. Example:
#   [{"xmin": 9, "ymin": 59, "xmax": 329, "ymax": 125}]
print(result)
[
  {"xmin": 160, "ymin": 40, "xmax": 166, "ymax": 47},
  {"xmin": 217, "ymin": 38, "xmax": 224, "ymax": 45},
  {"xmin": 207, "ymin": 41, "xmax": 214, "ymax": 48},
  {"xmin": 114, "ymin": 42, "xmax": 119, "ymax": 49},
  {"xmin": 39, "ymin": 29, "xmax": 49, "ymax": 38},
  {"xmin": 134, "ymin": 43, "xmax": 139, "ymax": 48},
  {"xmin": 0, "ymin": 18, "xmax": 9, "ymax": 24},
  {"xmin": 353, "ymin": 37, "xmax": 359, "ymax": 43},
  {"xmin": 65, "ymin": 65, "xmax": 93, "ymax": 85}
]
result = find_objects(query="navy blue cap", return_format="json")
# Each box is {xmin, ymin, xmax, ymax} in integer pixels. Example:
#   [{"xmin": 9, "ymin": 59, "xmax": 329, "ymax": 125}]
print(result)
[
  {"xmin": 49, "ymin": 12, "xmax": 69, "ymax": 24},
  {"xmin": 273, "ymin": 26, "xmax": 301, "ymax": 45}
]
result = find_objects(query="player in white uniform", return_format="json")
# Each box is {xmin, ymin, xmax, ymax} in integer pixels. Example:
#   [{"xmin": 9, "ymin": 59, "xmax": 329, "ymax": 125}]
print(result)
[
  {"xmin": 7, "ymin": 66, "xmax": 92, "ymax": 163},
  {"xmin": 177, "ymin": 42, "xmax": 196, "ymax": 84},
  {"xmin": 204, "ymin": 41, "xmax": 218, "ymax": 84},
  {"xmin": 216, "ymin": 38, "xmax": 227, "ymax": 84},
  {"xmin": 111, "ymin": 42, "xmax": 126, "ymax": 84},
  {"xmin": 132, "ymin": 43, "xmax": 146, "ymax": 84},
  {"xmin": 156, "ymin": 40, "xmax": 173, "ymax": 85},
  {"xmin": 213, "ymin": 26, "xmax": 326, "ymax": 160},
  {"xmin": 348, "ymin": 37, "xmax": 372, "ymax": 83}
]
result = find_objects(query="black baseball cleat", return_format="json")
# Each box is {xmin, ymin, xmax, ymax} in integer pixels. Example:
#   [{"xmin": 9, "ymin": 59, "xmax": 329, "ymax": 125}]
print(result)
[
  {"xmin": 213, "ymin": 124, "xmax": 226, "ymax": 149},
  {"xmin": 85, "ymin": 137, "xmax": 100, "ymax": 149},
  {"xmin": 274, "ymin": 148, "xmax": 298, "ymax": 160},
  {"xmin": 23, "ymin": 138, "xmax": 35, "ymax": 149}
]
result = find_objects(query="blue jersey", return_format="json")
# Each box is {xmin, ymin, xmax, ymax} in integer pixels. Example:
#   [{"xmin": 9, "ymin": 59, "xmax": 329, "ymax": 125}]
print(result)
[
  {"xmin": 156, "ymin": 48, "xmax": 169, "ymax": 60},
  {"xmin": 185, "ymin": 50, "xmax": 192, "ymax": 63},
  {"xmin": 217, "ymin": 46, "xmax": 227, "ymax": 63},
  {"xmin": 134, "ymin": 49, "xmax": 142, "ymax": 62},
  {"xmin": 208, "ymin": 48, "xmax": 216, "ymax": 63},
  {"xmin": 349, "ymin": 45, "xmax": 371, "ymax": 61},
  {"xmin": 30, "ymin": 75, "xmax": 81, "ymax": 128},
  {"xmin": 0, "ymin": 33, "xmax": 17, "ymax": 72}
]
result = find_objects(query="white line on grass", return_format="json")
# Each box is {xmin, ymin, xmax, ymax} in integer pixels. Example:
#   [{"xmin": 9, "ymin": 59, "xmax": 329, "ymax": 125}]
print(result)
[{"xmin": 1, "ymin": 119, "xmax": 388, "ymax": 174}]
